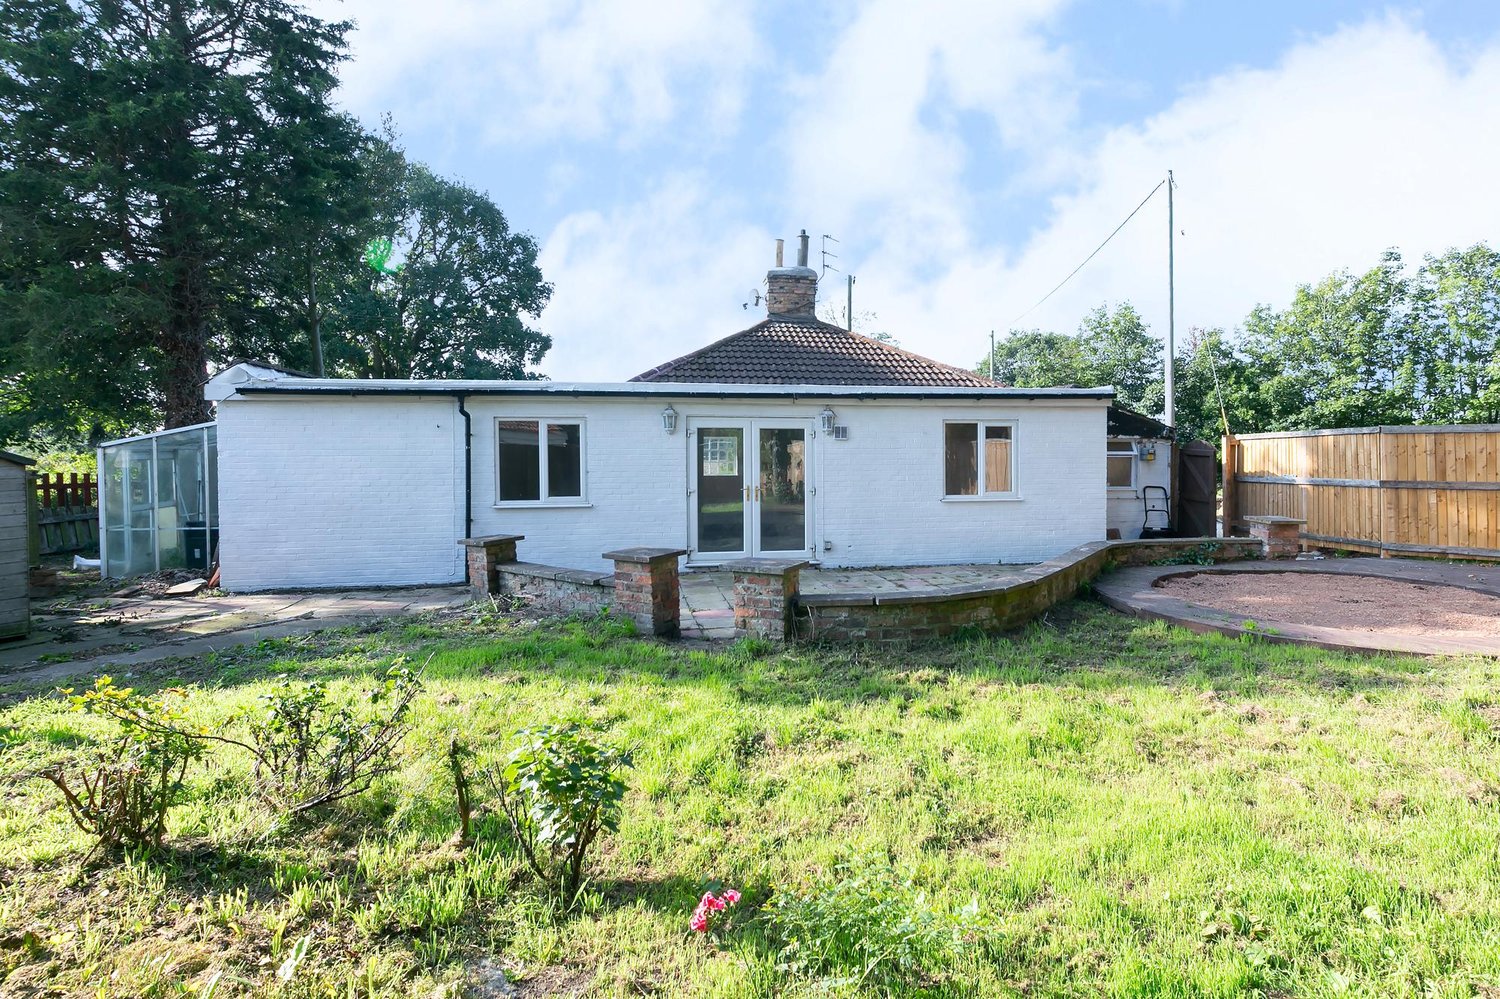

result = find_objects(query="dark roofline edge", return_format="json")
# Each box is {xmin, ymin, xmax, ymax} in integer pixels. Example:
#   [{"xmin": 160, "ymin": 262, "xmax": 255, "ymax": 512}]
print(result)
[{"xmin": 233, "ymin": 385, "xmax": 1115, "ymax": 402}]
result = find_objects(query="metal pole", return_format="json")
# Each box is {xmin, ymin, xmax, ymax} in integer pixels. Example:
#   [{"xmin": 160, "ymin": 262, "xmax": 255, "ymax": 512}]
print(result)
[
  {"xmin": 1165, "ymin": 169, "xmax": 1176, "ymax": 428},
  {"xmin": 989, "ymin": 330, "xmax": 996, "ymax": 378},
  {"xmin": 846, "ymin": 274, "xmax": 854, "ymax": 331}
]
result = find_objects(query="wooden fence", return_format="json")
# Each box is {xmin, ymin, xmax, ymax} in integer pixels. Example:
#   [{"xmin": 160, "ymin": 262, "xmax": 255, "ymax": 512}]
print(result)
[
  {"xmin": 1222, "ymin": 425, "xmax": 1500, "ymax": 559},
  {"xmin": 32, "ymin": 472, "xmax": 99, "ymax": 555}
]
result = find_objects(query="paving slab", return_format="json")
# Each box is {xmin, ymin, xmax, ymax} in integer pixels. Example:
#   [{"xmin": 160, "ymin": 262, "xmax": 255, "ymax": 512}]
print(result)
[{"xmin": 0, "ymin": 585, "xmax": 472, "ymax": 680}]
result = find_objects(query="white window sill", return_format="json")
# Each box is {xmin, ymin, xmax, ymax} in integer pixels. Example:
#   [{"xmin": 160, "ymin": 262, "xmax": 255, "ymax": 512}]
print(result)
[
  {"xmin": 941, "ymin": 494, "xmax": 1023, "ymax": 503},
  {"xmin": 1108, "ymin": 487, "xmax": 1139, "ymax": 494},
  {"xmin": 493, "ymin": 500, "xmax": 593, "ymax": 509}
]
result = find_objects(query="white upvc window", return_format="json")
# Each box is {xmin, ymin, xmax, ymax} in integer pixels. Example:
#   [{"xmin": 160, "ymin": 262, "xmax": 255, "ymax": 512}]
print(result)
[
  {"xmin": 495, "ymin": 418, "xmax": 587, "ymax": 506},
  {"xmin": 942, "ymin": 420, "xmax": 1018, "ymax": 499},
  {"xmin": 1107, "ymin": 439, "xmax": 1136, "ymax": 489}
]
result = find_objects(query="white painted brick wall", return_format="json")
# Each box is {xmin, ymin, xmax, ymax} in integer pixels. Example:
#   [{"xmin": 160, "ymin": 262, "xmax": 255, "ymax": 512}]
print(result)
[
  {"xmin": 1106, "ymin": 437, "xmax": 1174, "ymax": 540},
  {"xmin": 217, "ymin": 392, "xmax": 1108, "ymax": 588},
  {"xmin": 217, "ymin": 395, "xmax": 464, "ymax": 590}
]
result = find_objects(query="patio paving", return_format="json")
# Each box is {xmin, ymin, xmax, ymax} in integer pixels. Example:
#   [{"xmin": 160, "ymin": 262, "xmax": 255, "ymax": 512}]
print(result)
[{"xmin": 1, "ymin": 585, "xmax": 473, "ymax": 683}]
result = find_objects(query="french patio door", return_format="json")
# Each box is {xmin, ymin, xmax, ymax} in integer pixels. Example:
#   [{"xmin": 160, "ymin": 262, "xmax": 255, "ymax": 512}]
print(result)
[{"xmin": 689, "ymin": 419, "xmax": 813, "ymax": 561}]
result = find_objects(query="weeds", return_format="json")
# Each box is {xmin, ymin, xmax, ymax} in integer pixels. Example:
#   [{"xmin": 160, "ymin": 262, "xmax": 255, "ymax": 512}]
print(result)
[{"xmin": 486, "ymin": 721, "xmax": 631, "ymax": 902}]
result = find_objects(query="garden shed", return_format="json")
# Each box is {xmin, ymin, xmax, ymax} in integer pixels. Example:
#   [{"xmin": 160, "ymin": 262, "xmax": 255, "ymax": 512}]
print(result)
[
  {"xmin": 1, "ymin": 449, "xmax": 34, "ymax": 639},
  {"xmin": 98, "ymin": 423, "xmax": 219, "ymax": 579}
]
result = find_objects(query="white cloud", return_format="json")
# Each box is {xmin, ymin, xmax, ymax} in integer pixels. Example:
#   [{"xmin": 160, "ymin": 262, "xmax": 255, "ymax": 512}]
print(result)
[
  {"xmin": 355, "ymin": 5, "xmax": 1500, "ymax": 386},
  {"xmin": 781, "ymin": 0, "xmax": 1076, "ymax": 262},
  {"xmin": 309, "ymin": 0, "xmax": 760, "ymax": 145},
  {"xmin": 835, "ymin": 14, "xmax": 1500, "ymax": 371},
  {"xmin": 536, "ymin": 177, "xmax": 773, "ymax": 380}
]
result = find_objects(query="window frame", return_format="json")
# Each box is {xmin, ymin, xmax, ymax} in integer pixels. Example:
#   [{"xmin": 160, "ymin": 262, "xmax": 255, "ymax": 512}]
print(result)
[
  {"xmin": 493, "ymin": 416, "xmax": 590, "ymax": 508},
  {"xmin": 941, "ymin": 419, "xmax": 1020, "ymax": 501},
  {"xmin": 1106, "ymin": 437, "xmax": 1137, "ymax": 491}
]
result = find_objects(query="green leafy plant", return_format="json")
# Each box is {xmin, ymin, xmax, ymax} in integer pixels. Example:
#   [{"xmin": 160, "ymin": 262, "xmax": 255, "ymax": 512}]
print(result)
[
  {"xmin": 486, "ymin": 722, "xmax": 631, "ymax": 901},
  {"xmin": 230, "ymin": 661, "xmax": 423, "ymax": 816},
  {"xmin": 1152, "ymin": 542, "xmax": 1224, "ymax": 566},
  {"xmin": 36, "ymin": 677, "xmax": 205, "ymax": 852},
  {"xmin": 766, "ymin": 857, "xmax": 991, "ymax": 991}
]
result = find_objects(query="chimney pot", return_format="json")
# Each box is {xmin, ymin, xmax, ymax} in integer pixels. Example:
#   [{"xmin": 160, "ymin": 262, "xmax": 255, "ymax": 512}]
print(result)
[
  {"xmin": 797, "ymin": 229, "xmax": 809, "ymax": 267},
  {"xmin": 775, "ymin": 238, "xmax": 784, "ymax": 267}
]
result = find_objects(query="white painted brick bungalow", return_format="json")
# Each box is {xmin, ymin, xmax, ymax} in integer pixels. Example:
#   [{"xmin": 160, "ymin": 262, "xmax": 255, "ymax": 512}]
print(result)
[{"xmin": 206, "ymin": 237, "xmax": 1126, "ymax": 591}]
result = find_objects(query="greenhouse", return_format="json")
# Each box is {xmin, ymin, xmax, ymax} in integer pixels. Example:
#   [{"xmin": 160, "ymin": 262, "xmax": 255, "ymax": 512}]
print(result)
[{"xmin": 98, "ymin": 422, "xmax": 218, "ymax": 579}]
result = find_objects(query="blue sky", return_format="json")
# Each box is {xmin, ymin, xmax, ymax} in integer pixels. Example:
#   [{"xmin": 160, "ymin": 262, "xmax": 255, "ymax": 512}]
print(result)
[{"xmin": 309, "ymin": 0, "xmax": 1500, "ymax": 380}]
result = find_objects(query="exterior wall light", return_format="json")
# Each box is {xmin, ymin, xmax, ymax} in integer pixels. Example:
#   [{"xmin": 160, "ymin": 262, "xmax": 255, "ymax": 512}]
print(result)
[
  {"xmin": 661, "ymin": 404, "xmax": 678, "ymax": 435},
  {"xmin": 819, "ymin": 406, "xmax": 836, "ymax": 433}
]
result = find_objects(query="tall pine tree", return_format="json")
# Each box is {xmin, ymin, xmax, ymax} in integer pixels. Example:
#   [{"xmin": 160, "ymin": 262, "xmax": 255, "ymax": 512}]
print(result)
[{"xmin": 0, "ymin": 0, "xmax": 361, "ymax": 431}]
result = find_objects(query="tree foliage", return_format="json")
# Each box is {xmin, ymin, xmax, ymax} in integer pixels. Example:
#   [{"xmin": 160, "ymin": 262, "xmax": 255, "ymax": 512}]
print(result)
[
  {"xmin": 326, "ymin": 146, "xmax": 552, "ymax": 379},
  {"xmin": 981, "ymin": 244, "xmax": 1500, "ymax": 442},
  {"xmin": 1, "ymin": 4, "xmax": 552, "ymax": 445},
  {"xmin": 982, "ymin": 303, "xmax": 1161, "ymax": 414},
  {"xmin": 0, "ymin": 0, "xmax": 360, "ymax": 431}
]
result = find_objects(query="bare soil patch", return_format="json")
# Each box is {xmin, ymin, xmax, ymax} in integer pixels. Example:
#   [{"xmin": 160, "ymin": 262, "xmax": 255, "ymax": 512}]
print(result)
[{"xmin": 1156, "ymin": 572, "xmax": 1500, "ymax": 639}]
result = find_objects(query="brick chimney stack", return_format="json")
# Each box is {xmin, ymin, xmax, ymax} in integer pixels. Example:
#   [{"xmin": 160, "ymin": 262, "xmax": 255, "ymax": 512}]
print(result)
[{"xmin": 765, "ymin": 229, "xmax": 817, "ymax": 317}]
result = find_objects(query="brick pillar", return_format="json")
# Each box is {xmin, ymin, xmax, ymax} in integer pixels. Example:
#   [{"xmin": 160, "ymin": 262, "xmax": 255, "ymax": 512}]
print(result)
[
  {"xmin": 457, "ymin": 534, "xmax": 524, "ymax": 599},
  {"xmin": 724, "ymin": 558, "xmax": 810, "ymax": 641},
  {"xmin": 603, "ymin": 547, "xmax": 687, "ymax": 637},
  {"xmin": 1244, "ymin": 516, "xmax": 1304, "ymax": 560}
]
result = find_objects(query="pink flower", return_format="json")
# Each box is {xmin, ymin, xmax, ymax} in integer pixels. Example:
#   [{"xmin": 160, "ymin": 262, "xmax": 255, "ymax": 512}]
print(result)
[{"xmin": 689, "ymin": 887, "xmax": 742, "ymax": 934}]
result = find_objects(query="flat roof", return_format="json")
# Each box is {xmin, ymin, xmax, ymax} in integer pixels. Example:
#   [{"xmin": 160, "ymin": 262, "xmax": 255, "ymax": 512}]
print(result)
[{"xmin": 229, "ymin": 378, "xmax": 1114, "ymax": 401}]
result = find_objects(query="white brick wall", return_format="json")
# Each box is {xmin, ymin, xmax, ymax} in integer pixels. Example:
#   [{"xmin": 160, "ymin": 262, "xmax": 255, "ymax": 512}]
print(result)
[
  {"xmin": 217, "ymin": 392, "xmax": 1108, "ymax": 589},
  {"xmin": 1106, "ymin": 437, "xmax": 1174, "ymax": 540},
  {"xmin": 217, "ymin": 395, "xmax": 464, "ymax": 590}
]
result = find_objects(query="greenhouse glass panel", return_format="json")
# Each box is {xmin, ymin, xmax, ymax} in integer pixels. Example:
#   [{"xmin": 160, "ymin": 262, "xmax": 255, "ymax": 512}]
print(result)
[{"xmin": 98, "ymin": 422, "xmax": 218, "ymax": 578}]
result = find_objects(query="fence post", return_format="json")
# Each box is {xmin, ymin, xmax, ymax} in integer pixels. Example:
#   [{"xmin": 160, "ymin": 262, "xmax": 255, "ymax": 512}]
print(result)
[
  {"xmin": 25, "ymin": 471, "xmax": 41, "ymax": 567},
  {"xmin": 1220, "ymin": 434, "xmax": 1237, "ymax": 537}
]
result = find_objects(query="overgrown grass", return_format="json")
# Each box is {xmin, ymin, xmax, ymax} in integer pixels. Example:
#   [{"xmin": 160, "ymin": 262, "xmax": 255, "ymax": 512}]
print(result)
[{"xmin": 2, "ymin": 600, "xmax": 1498, "ymax": 997}]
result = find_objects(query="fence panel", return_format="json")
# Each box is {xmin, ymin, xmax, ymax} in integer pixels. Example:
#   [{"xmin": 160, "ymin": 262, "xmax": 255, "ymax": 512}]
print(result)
[
  {"xmin": 31, "ymin": 472, "xmax": 99, "ymax": 555},
  {"xmin": 1225, "ymin": 425, "xmax": 1500, "ymax": 559}
]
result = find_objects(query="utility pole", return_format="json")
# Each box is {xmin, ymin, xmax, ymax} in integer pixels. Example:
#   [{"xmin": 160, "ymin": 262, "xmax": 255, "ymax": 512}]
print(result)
[
  {"xmin": 847, "ymin": 274, "xmax": 855, "ymax": 331},
  {"xmin": 1165, "ymin": 169, "xmax": 1176, "ymax": 428}
]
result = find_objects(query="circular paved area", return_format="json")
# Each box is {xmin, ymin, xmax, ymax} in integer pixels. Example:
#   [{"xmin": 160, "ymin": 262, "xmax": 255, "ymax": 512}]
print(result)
[{"xmin": 1094, "ymin": 557, "xmax": 1500, "ymax": 656}]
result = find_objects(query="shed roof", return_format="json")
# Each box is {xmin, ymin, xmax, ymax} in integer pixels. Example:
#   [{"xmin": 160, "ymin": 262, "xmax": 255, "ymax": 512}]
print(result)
[
  {"xmin": 1107, "ymin": 405, "xmax": 1174, "ymax": 439},
  {"xmin": 631, "ymin": 315, "xmax": 998, "ymax": 388},
  {"xmin": 0, "ymin": 449, "xmax": 35, "ymax": 466}
]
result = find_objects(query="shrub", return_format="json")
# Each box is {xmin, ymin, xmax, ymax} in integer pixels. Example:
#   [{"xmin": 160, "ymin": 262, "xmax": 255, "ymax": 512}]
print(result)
[
  {"xmin": 487, "ymin": 721, "xmax": 631, "ymax": 901},
  {"xmin": 766, "ymin": 857, "xmax": 991, "ymax": 991},
  {"xmin": 231, "ymin": 661, "xmax": 423, "ymax": 816},
  {"xmin": 37, "ymin": 676, "xmax": 205, "ymax": 852}
]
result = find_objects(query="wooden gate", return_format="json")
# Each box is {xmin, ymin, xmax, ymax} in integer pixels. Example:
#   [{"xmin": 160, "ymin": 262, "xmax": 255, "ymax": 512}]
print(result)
[
  {"xmin": 1177, "ymin": 440, "xmax": 1218, "ymax": 537},
  {"xmin": 1223, "ymin": 425, "xmax": 1500, "ymax": 559}
]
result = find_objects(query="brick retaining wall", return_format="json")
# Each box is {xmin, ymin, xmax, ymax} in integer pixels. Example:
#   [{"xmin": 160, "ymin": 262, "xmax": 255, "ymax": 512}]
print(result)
[
  {"xmin": 496, "ymin": 562, "xmax": 613, "ymax": 616},
  {"xmin": 800, "ymin": 537, "xmax": 1264, "ymax": 643}
]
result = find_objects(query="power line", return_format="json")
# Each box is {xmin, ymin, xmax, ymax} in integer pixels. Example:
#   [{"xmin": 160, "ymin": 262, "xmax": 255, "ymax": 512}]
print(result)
[{"xmin": 1009, "ymin": 178, "xmax": 1166, "ymax": 326}]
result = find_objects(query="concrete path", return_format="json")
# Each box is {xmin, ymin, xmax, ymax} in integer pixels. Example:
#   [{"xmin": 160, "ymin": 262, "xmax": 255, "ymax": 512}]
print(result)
[
  {"xmin": 1, "ymin": 586, "xmax": 472, "ymax": 683},
  {"xmin": 1095, "ymin": 557, "xmax": 1500, "ymax": 656}
]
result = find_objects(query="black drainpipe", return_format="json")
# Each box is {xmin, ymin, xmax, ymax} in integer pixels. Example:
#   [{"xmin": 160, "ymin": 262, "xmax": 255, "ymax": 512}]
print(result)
[{"xmin": 456, "ymin": 394, "xmax": 472, "ymax": 537}]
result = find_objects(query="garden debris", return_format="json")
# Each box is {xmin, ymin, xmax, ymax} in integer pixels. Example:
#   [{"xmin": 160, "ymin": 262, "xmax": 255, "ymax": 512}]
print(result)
[{"xmin": 164, "ymin": 577, "xmax": 208, "ymax": 597}]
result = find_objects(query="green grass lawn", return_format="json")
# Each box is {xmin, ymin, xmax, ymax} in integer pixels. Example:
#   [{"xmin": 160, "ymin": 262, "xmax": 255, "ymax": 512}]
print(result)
[{"xmin": 2, "ymin": 600, "xmax": 1499, "ymax": 997}]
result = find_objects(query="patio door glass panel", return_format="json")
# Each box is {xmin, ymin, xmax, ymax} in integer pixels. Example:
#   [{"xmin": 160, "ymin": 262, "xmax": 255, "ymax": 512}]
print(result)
[
  {"xmin": 756, "ymin": 427, "xmax": 807, "ymax": 555},
  {"xmin": 696, "ymin": 426, "xmax": 746, "ymax": 555}
]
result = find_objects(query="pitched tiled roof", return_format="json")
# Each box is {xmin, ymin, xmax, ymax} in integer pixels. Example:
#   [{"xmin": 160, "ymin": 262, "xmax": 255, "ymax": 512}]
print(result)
[{"xmin": 631, "ymin": 316, "xmax": 997, "ymax": 387}]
